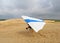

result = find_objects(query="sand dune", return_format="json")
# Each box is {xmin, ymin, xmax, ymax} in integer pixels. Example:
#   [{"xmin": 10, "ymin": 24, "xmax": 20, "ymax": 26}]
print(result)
[{"xmin": 0, "ymin": 19, "xmax": 60, "ymax": 43}]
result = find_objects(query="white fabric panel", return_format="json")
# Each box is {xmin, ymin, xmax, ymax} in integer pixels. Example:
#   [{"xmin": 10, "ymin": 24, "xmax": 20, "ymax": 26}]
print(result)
[
  {"xmin": 28, "ymin": 22, "xmax": 46, "ymax": 32},
  {"xmin": 22, "ymin": 16, "xmax": 43, "ymax": 21}
]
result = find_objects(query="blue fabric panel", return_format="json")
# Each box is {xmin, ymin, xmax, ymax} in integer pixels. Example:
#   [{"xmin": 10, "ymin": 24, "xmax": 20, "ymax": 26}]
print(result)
[{"xmin": 25, "ymin": 19, "xmax": 43, "ymax": 23}]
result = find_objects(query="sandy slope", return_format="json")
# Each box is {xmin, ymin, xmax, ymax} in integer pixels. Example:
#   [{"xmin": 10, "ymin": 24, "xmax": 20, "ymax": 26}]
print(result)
[{"xmin": 0, "ymin": 19, "xmax": 60, "ymax": 43}]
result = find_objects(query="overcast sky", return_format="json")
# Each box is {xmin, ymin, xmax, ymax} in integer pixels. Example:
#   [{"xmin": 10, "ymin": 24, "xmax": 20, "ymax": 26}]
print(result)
[{"xmin": 0, "ymin": 0, "xmax": 60, "ymax": 19}]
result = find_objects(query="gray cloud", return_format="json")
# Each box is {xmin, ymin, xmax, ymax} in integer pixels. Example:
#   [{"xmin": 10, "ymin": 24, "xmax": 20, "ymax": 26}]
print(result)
[{"xmin": 0, "ymin": 0, "xmax": 60, "ymax": 19}]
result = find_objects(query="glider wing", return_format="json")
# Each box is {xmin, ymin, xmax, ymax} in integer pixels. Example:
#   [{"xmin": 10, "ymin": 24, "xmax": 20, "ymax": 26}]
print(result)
[{"xmin": 21, "ymin": 16, "xmax": 46, "ymax": 32}]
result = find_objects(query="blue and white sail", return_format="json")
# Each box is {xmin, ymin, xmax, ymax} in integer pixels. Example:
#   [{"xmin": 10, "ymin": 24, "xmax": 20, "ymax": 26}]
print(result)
[{"xmin": 21, "ymin": 16, "xmax": 46, "ymax": 32}]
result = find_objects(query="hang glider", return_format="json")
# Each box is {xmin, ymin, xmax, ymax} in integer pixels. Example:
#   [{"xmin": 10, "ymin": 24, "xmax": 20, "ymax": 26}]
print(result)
[{"xmin": 21, "ymin": 16, "xmax": 46, "ymax": 32}]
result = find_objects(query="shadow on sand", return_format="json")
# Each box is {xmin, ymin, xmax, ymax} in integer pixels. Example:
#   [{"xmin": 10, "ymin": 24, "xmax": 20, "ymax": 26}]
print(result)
[
  {"xmin": 16, "ymin": 29, "xmax": 46, "ymax": 38},
  {"xmin": 16, "ymin": 29, "xmax": 39, "ymax": 37}
]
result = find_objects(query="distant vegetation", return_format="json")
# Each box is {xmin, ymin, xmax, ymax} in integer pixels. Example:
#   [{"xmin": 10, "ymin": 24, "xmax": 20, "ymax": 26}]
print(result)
[
  {"xmin": 0, "ymin": 19, "xmax": 6, "ymax": 21},
  {"xmin": 45, "ymin": 19, "xmax": 60, "ymax": 22},
  {"xmin": 48, "ymin": 19, "xmax": 60, "ymax": 22},
  {"xmin": 55, "ymin": 20, "xmax": 60, "ymax": 22}
]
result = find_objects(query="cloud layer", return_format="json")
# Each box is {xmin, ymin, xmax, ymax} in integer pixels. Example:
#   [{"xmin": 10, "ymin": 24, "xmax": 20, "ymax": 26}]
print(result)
[{"xmin": 0, "ymin": 0, "xmax": 60, "ymax": 19}]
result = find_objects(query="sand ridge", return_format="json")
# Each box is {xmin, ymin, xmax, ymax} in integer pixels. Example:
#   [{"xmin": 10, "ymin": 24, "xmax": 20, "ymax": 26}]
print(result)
[{"xmin": 0, "ymin": 19, "xmax": 60, "ymax": 43}]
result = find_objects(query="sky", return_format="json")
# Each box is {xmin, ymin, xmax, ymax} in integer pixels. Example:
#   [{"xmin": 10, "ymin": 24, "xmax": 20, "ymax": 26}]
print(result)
[{"xmin": 0, "ymin": 0, "xmax": 60, "ymax": 19}]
